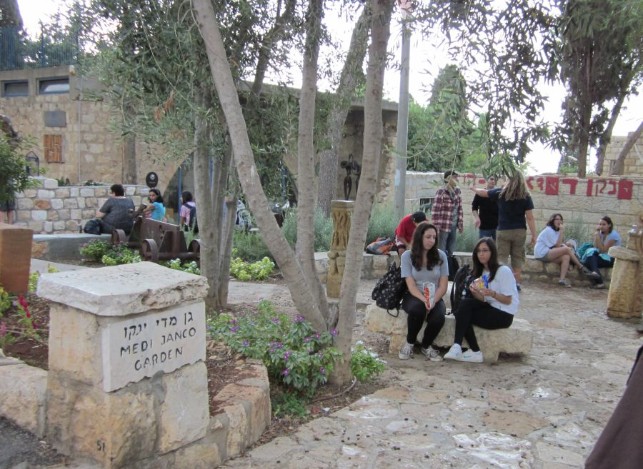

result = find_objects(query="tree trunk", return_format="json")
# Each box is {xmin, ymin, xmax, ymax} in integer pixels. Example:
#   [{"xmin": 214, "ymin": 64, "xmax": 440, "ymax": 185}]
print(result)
[
  {"xmin": 296, "ymin": 0, "xmax": 329, "ymax": 321},
  {"xmin": 122, "ymin": 134, "xmax": 137, "ymax": 184},
  {"xmin": 317, "ymin": 7, "xmax": 370, "ymax": 217},
  {"xmin": 612, "ymin": 121, "xmax": 643, "ymax": 175},
  {"xmin": 332, "ymin": 0, "xmax": 394, "ymax": 385},
  {"xmin": 595, "ymin": 92, "xmax": 626, "ymax": 176},
  {"xmin": 193, "ymin": 0, "xmax": 327, "ymax": 332}
]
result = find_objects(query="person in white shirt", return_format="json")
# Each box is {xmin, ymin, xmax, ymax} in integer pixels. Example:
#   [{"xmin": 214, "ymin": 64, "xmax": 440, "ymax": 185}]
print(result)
[
  {"xmin": 444, "ymin": 237, "xmax": 518, "ymax": 363},
  {"xmin": 534, "ymin": 213, "xmax": 596, "ymax": 287}
]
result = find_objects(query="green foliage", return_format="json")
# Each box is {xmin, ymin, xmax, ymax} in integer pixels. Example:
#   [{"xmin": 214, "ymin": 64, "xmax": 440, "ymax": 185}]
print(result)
[
  {"xmin": 350, "ymin": 342, "xmax": 386, "ymax": 383},
  {"xmin": 27, "ymin": 265, "xmax": 59, "ymax": 293},
  {"xmin": 0, "ymin": 287, "xmax": 11, "ymax": 316},
  {"xmin": 163, "ymin": 259, "xmax": 201, "ymax": 275},
  {"xmin": 229, "ymin": 252, "xmax": 275, "ymax": 281},
  {"xmin": 454, "ymin": 221, "xmax": 479, "ymax": 253},
  {"xmin": 79, "ymin": 240, "xmax": 112, "ymax": 262},
  {"xmin": 0, "ymin": 134, "xmax": 35, "ymax": 206},
  {"xmin": 407, "ymin": 66, "xmax": 488, "ymax": 172},
  {"xmin": 366, "ymin": 203, "xmax": 398, "ymax": 242},
  {"xmin": 232, "ymin": 231, "xmax": 272, "ymax": 264},
  {"xmin": 80, "ymin": 240, "xmax": 141, "ymax": 266},
  {"xmin": 281, "ymin": 208, "xmax": 333, "ymax": 252},
  {"xmin": 208, "ymin": 301, "xmax": 342, "ymax": 397},
  {"xmin": 271, "ymin": 391, "xmax": 310, "ymax": 418}
]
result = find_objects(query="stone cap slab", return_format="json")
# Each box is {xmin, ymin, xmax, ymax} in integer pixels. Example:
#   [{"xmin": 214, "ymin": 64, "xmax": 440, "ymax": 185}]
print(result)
[{"xmin": 37, "ymin": 262, "xmax": 209, "ymax": 315}]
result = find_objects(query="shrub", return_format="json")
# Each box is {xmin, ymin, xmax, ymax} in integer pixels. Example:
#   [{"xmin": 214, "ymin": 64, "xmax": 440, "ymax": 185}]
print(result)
[
  {"xmin": 0, "ymin": 286, "xmax": 11, "ymax": 316},
  {"xmin": 454, "ymin": 221, "xmax": 478, "ymax": 253},
  {"xmin": 232, "ymin": 231, "xmax": 272, "ymax": 263},
  {"xmin": 80, "ymin": 239, "xmax": 112, "ymax": 262},
  {"xmin": 281, "ymin": 208, "xmax": 333, "ymax": 252},
  {"xmin": 101, "ymin": 245, "xmax": 142, "ymax": 265},
  {"xmin": 163, "ymin": 259, "xmax": 201, "ymax": 275},
  {"xmin": 350, "ymin": 341, "xmax": 386, "ymax": 382},
  {"xmin": 366, "ymin": 203, "xmax": 398, "ymax": 243},
  {"xmin": 208, "ymin": 301, "xmax": 341, "ymax": 397},
  {"xmin": 229, "ymin": 250, "xmax": 275, "ymax": 281}
]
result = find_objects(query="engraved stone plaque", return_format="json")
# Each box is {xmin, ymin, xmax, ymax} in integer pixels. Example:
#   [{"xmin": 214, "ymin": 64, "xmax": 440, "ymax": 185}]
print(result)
[{"xmin": 101, "ymin": 302, "xmax": 206, "ymax": 392}]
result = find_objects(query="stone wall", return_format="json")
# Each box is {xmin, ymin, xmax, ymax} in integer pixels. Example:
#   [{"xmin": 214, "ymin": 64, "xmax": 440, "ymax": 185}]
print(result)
[
  {"xmin": 13, "ymin": 177, "xmax": 150, "ymax": 234},
  {"xmin": 604, "ymin": 131, "xmax": 643, "ymax": 176}
]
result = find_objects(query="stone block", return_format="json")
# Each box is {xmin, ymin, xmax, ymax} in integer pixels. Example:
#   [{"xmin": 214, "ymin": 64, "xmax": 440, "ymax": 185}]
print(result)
[
  {"xmin": 365, "ymin": 304, "xmax": 533, "ymax": 363},
  {"xmin": 215, "ymin": 381, "xmax": 271, "ymax": 447},
  {"xmin": 0, "ymin": 363, "xmax": 47, "ymax": 437},
  {"xmin": 46, "ymin": 374, "xmax": 157, "ymax": 467},
  {"xmin": 0, "ymin": 224, "xmax": 33, "ymax": 294},
  {"xmin": 37, "ymin": 189, "xmax": 55, "ymax": 199},
  {"xmin": 158, "ymin": 362, "xmax": 209, "ymax": 453}
]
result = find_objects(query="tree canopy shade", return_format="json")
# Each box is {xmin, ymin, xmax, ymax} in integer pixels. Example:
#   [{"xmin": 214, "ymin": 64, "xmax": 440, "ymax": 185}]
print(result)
[
  {"xmin": 0, "ymin": 115, "xmax": 32, "ymax": 205},
  {"xmin": 552, "ymin": 0, "xmax": 643, "ymax": 177}
]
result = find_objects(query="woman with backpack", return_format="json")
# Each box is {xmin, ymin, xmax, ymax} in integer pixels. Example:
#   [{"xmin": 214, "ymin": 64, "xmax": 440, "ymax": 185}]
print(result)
[
  {"xmin": 444, "ymin": 237, "xmax": 518, "ymax": 363},
  {"xmin": 398, "ymin": 222, "xmax": 448, "ymax": 362},
  {"xmin": 180, "ymin": 191, "xmax": 197, "ymax": 232}
]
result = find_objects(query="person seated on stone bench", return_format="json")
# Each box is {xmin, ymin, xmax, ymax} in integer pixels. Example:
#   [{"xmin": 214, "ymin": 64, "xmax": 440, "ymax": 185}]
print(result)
[
  {"xmin": 398, "ymin": 222, "xmax": 448, "ymax": 362},
  {"xmin": 581, "ymin": 215, "xmax": 622, "ymax": 290},
  {"xmin": 444, "ymin": 237, "xmax": 518, "ymax": 363},
  {"xmin": 394, "ymin": 211, "xmax": 426, "ymax": 256},
  {"xmin": 93, "ymin": 183, "xmax": 135, "ymax": 235},
  {"xmin": 534, "ymin": 213, "xmax": 597, "ymax": 287}
]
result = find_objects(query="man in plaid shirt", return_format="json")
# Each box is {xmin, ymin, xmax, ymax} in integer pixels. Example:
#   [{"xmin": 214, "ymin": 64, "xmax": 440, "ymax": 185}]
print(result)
[{"xmin": 432, "ymin": 170, "xmax": 464, "ymax": 256}]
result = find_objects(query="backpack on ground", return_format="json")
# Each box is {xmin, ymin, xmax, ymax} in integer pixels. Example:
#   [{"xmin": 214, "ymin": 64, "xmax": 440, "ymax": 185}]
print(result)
[
  {"xmin": 371, "ymin": 261, "xmax": 407, "ymax": 317},
  {"xmin": 365, "ymin": 237, "xmax": 395, "ymax": 255},
  {"xmin": 450, "ymin": 264, "xmax": 473, "ymax": 315},
  {"xmin": 184, "ymin": 203, "xmax": 198, "ymax": 233},
  {"xmin": 83, "ymin": 218, "xmax": 102, "ymax": 235}
]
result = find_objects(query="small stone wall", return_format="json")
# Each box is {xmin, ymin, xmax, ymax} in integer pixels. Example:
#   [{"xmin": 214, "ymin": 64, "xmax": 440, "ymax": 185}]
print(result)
[{"xmin": 13, "ymin": 177, "xmax": 150, "ymax": 234}]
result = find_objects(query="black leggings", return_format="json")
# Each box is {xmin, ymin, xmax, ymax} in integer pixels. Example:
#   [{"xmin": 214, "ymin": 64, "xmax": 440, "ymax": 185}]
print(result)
[
  {"xmin": 453, "ymin": 298, "xmax": 514, "ymax": 352},
  {"xmin": 402, "ymin": 293, "xmax": 446, "ymax": 348}
]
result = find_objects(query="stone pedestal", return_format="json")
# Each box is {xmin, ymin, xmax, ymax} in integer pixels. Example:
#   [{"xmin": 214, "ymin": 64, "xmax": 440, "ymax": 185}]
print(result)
[
  {"xmin": 38, "ymin": 262, "xmax": 214, "ymax": 468},
  {"xmin": 327, "ymin": 200, "xmax": 354, "ymax": 298},
  {"xmin": 607, "ymin": 231, "xmax": 642, "ymax": 319},
  {"xmin": 0, "ymin": 223, "xmax": 33, "ymax": 294}
]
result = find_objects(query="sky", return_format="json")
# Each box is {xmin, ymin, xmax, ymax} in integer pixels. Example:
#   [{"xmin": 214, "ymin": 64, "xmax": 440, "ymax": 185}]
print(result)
[{"xmin": 17, "ymin": 0, "xmax": 642, "ymax": 175}]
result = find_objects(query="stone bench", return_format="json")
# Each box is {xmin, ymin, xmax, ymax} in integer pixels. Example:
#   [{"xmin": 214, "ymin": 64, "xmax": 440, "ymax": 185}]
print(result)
[
  {"xmin": 365, "ymin": 303, "xmax": 533, "ymax": 363},
  {"xmin": 32, "ymin": 233, "xmax": 112, "ymax": 261}
]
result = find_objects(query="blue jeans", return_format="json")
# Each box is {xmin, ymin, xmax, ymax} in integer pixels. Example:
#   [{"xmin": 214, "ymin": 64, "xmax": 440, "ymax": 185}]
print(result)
[
  {"xmin": 583, "ymin": 253, "xmax": 614, "ymax": 285},
  {"xmin": 479, "ymin": 229, "xmax": 496, "ymax": 240},
  {"xmin": 438, "ymin": 229, "xmax": 457, "ymax": 257}
]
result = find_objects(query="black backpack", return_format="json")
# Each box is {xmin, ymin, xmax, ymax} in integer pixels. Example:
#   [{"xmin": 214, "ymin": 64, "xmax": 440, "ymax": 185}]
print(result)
[
  {"xmin": 450, "ymin": 264, "xmax": 473, "ymax": 314},
  {"xmin": 371, "ymin": 261, "xmax": 407, "ymax": 317},
  {"xmin": 448, "ymin": 254, "xmax": 459, "ymax": 282},
  {"xmin": 184, "ymin": 203, "xmax": 198, "ymax": 233}
]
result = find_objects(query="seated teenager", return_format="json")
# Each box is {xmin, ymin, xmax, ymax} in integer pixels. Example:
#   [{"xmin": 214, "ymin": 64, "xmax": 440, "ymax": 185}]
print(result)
[
  {"xmin": 444, "ymin": 237, "xmax": 518, "ymax": 363},
  {"xmin": 394, "ymin": 211, "xmax": 427, "ymax": 255},
  {"xmin": 143, "ymin": 188, "xmax": 167, "ymax": 222},
  {"xmin": 534, "ymin": 213, "xmax": 597, "ymax": 287},
  {"xmin": 95, "ymin": 183, "xmax": 135, "ymax": 234},
  {"xmin": 582, "ymin": 215, "xmax": 621, "ymax": 290},
  {"xmin": 398, "ymin": 222, "xmax": 448, "ymax": 362}
]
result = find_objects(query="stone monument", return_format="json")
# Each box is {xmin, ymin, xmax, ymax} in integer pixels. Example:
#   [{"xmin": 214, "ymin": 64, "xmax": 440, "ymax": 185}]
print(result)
[
  {"xmin": 326, "ymin": 200, "xmax": 354, "ymax": 298},
  {"xmin": 606, "ymin": 217, "xmax": 642, "ymax": 319},
  {"xmin": 37, "ymin": 262, "xmax": 216, "ymax": 468}
]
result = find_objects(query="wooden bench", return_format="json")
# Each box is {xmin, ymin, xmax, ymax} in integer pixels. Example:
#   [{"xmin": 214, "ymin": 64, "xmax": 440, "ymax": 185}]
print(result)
[
  {"xmin": 112, "ymin": 217, "xmax": 200, "ymax": 263},
  {"xmin": 365, "ymin": 304, "xmax": 533, "ymax": 363}
]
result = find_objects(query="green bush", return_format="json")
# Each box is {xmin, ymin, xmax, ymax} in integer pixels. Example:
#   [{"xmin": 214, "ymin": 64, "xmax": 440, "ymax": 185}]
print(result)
[
  {"xmin": 350, "ymin": 341, "xmax": 386, "ymax": 382},
  {"xmin": 208, "ymin": 301, "xmax": 341, "ymax": 398},
  {"xmin": 232, "ymin": 231, "xmax": 272, "ymax": 263},
  {"xmin": 281, "ymin": 208, "xmax": 333, "ymax": 252},
  {"xmin": 0, "ymin": 286, "xmax": 11, "ymax": 316},
  {"xmin": 79, "ymin": 240, "xmax": 112, "ymax": 262},
  {"xmin": 229, "ymin": 250, "xmax": 275, "ymax": 281},
  {"xmin": 162, "ymin": 259, "xmax": 201, "ymax": 275},
  {"xmin": 454, "ymin": 221, "xmax": 478, "ymax": 253},
  {"xmin": 366, "ymin": 203, "xmax": 398, "ymax": 243}
]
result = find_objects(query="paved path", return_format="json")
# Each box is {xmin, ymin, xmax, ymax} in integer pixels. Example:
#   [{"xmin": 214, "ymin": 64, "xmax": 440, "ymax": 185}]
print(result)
[{"xmin": 220, "ymin": 282, "xmax": 642, "ymax": 468}]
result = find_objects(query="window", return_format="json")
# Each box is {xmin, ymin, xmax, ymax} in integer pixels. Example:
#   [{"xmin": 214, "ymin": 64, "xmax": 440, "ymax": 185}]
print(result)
[
  {"xmin": 39, "ymin": 78, "xmax": 70, "ymax": 95},
  {"xmin": 2, "ymin": 81, "xmax": 29, "ymax": 97},
  {"xmin": 44, "ymin": 135, "xmax": 63, "ymax": 163}
]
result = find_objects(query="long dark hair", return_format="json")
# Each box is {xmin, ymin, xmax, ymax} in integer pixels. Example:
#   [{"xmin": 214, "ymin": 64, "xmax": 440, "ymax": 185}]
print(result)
[
  {"xmin": 149, "ymin": 188, "xmax": 164, "ymax": 204},
  {"xmin": 601, "ymin": 215, "xmax": 614, "ymax": 233},
  {"xmin": 472, "ymin": 237, "xmax": 500, "ymax": 282},
  {"xmin": 410, "ymin": 222, "xmax": 442, "ymax": 270},
  {"xmin": 546, "ymin": 213, "xmax": 563, "ymax": 230}
]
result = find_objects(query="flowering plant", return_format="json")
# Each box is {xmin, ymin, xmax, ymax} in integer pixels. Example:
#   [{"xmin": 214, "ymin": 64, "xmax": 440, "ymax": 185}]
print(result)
[{"xmin": 208, "ymin": 301, "xmax": 341, "ymax": 397}]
